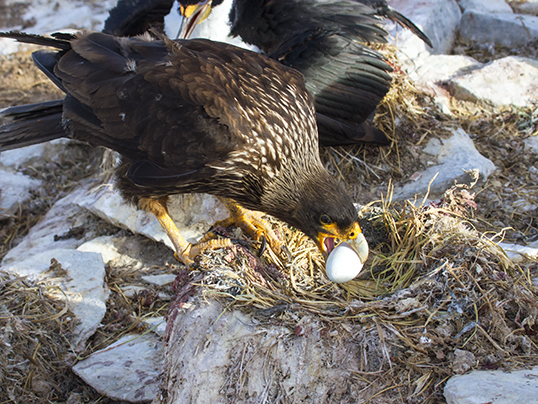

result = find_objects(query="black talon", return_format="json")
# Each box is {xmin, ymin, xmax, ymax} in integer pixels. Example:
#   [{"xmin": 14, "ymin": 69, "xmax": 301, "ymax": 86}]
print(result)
[{"xmin": 257, "ymin": 235, "xmax": 267, "ymax": 257}]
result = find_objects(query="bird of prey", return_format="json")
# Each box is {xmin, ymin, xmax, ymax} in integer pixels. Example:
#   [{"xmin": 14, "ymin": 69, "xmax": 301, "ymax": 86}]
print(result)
[
  {"xmin": 104, "ymin": 0, "xmax": 432, "ymax": 147},
  {"xmin": 0, "ymin": 30, "xmax": 368, "ymax": 269}
]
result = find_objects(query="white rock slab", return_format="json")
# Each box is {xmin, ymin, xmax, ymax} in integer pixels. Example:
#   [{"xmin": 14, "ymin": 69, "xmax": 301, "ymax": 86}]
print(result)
[
  {"xmin": 386, "ymin": 0, "xmax": 461, "ymax": 60},
  {"xmin": 77, "ymin": 236, "xmax": 123, "ymax": 264},
  {"xmin": 142, "ymin": 274, "xmax": 177, "ymax": 286},
  {"xmin": 411, "ymin": 54, "xmax": 482, "ymax": 113},
  {"xmin": 1, "ymin": 248, "xmax": 109, "ymax": 349},
  {"xmin": 525, "ymin": 136, "xmax": 538, "ymax": 153},
  {"xmin": 2, "ymin": 186, "xmax": 94, "ymax": 265},
  {"xmin": 499, "ymin": 241, "xmax": 538, "ymax": 263},
  {"xmin": 393, "ymin": 128, "xmax": 496, "ymax": 200},
  {"xmin": 144, "ymin": 317, "xmax": 167, "ymax": 337},
  {"xmin": 512, "ymin": 0, "xmax": 538, "ymax": 15},
  {"xmin": 77, "ymin": 186, "xmax": 228, "ymax": 250},
  {"xmin": 0, "ymin": 167, "xmax": 42, "ymax": 218},
  {"xmin": 459, "ymin": 10, "xmax": 538, "ymax": 46},
  {"xmin": 72, "ymin": 333, "xmax": 163, "ymax": 403},
  {"xmin": 0, "ymin": 139, "xmax": 70, "ymax": 170},
  {"xmin": 457, "ymin": 0, "xmax": 513, "ymax": 13},
  {"xmin": 449, "ymin": 56, "xmax": 538, "ymax": 107},
  {"xmin": 444, "ymin": 367, "xmax": 538, "ymax": 404}
]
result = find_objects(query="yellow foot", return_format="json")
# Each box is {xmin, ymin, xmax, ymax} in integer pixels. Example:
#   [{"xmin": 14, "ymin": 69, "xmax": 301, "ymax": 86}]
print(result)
[
  {"xmin": 139, "ymin": 197, "xmax": 233, "ymax": 267},
  {"xmin": 203, "ymin": 197, "xmax": 286, "ymax": 258}
]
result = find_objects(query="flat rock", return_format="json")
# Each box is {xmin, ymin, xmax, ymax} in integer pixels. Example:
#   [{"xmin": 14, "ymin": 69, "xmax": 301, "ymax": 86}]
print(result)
[
  {"xmin": 1, "ymin": 186, "xmax": 96, "ymax": 265},
  {"xmin": 512, "ymin": 0, "xmax": 538, "ymax": 15},
  {"xmin": 386, "ymin": 0, "xmax": 461, "ymax": 61},
  {"xmin": 142, "ymin": 274, "xmax": 177, "ymax": 286},
  {"xmin": 444, "ymin": 367, "xmax": 538, "ymax": 404},
  {"xmin": 1, "ymin": 248, "xmax": 109, "ymax": 350},
  {"xmin": 77, "ymin": 187, "xmax": 228, "ymax": 251},
  {"xmin": 393, "ymin": 128, "xmax": 496, "ymax": 200},
  {"xmin": 457, "ymin": 0, "xmax": 513, "ymax": 13},
  {"xmin": 72, "ymin": 333, "xmax": 163, "ymax": 403},
  {"xmin": 143, "ymin": 317, "xmax": 167, "ymax": 337},
  {"xmin": 0, "ymin": 167, "xmax": 42, "ymax": 218},
  {"xmin": 499, "ymin": 241, "xmax": 538, "ymax": 263},
  {"xmin": 459, "ymin": 10, "xmax": 538, "ymax": 46},
  {"xmin": 449, "ymin": 56, "xmax": 538, "ymax": 107},
  {"xmin": 0, "ymin": 139, "xmax": 70, "ymax": 169},
  {"xmin": 77, "ymin": 236, "xmax": 123, "ymax": 264},
  {"xmin": 411, "ymin": 54, "xmax": 482, "ymax": 113},
  {"xmin": 525, "ymin": 136, "xmax": 538, "ymax": 153}
]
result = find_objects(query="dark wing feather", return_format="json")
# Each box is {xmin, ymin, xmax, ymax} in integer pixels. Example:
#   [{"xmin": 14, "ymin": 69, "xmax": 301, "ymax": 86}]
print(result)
[
  {"xmin": 104, "ymin": 0, "xmax": 175, "ymax": 36},
  {"xmin": 229, "ymin": 0, "xmax": 392, "ymax": 146}
]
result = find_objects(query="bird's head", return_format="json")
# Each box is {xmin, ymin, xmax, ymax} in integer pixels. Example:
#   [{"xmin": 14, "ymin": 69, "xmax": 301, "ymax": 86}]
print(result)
[
  {"xmin": 260, "ymin": 169, "xmax": 369, "ymax": 266},
  {"xmin": 177, "ymin": 0, "xmax": 223, "ymax": 38}
]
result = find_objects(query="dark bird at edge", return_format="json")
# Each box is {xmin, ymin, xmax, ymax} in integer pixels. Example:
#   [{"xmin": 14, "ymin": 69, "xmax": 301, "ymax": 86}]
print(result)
[
  {"xmin": 104, "ymin": 0, "xmax": 432, "ymax": 147},
  {"xmin": 0, "ymin": 30, "xmax": 368, "ymax": 269}
]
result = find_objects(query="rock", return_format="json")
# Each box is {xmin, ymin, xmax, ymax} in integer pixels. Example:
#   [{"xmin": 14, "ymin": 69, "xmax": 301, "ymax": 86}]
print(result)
[
  {"xmin": 121, "ymin": 285, "xmax": 148, "ymax": 298},
  {"xmin": 386, "ymin": 0, "xmax": 461, "ymax": 61},
  {"xmin": 512, "ymin": 0, "xmax": 538, "ymax": 15},
  {"xmin": 1, "ymin": 186, "xmax": 96, "ymax": 265},
  {"xmin": 77, "ymin": 236, "xmax": 123, "ymax": 264},
  {"xmin": 451, "ymin": 349, "xmax": 476, "ymax": 374},
  {"xmin": 457, "ymin": 0, "xmax": 513, "ymax": 13},
  {"xmin": 393, "ymin": 128, "xmax": 496, "ymax": 200},
  {"xmin": 72, "ymin": 333, "xmax": 163, "ymax": 403},
  {"xmin": 498, "ymin": 241, "xmax": 538, "ymax": 263},
  {"xmin": 411, "ymin": 54, "xmax": 482, "ymax": 113},
  {"xmin": 77, "ymin": 187, "xmax": 228, "ymax": 251},
  {"xmin": 142, "ymin": 274, "xmax": 177, "ymax": 286},
  {"xmin": 0, "ymin": 167, "xmax": 42, "ymax": 218},
  {"xmin": 1, "ymin": 248, "xmax": 109, "ymax": 350},
  {"xmin": 448, "ymin": 56, "xmax": 538, "ymax": 107},
  {"xmin": 0, "ymin": 139, "xmax": 70, "ymax": 169},
  {"xmin": 459, "ymin": 10, "xmax": 538, "ymax": 47},
  {"xmin": 525, "ymin": 136, "xmax": 538, "ymax": 153},
  {"xmin": 143, "ymin": 317, "xmax": 167, "ymax": 337},
  {"xmin": 444, "ymin": 367, "xmax": 538, "ymax": 404},
  {"xmin": 159, "ymin": 298, "xmax": 383, "ymax": 403}
]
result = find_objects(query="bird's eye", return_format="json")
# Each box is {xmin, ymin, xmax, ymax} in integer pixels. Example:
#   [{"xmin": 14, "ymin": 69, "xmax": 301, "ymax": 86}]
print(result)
[{"xmin": 320, "ymin": 214, "xmax": 332, "ymax": 225}]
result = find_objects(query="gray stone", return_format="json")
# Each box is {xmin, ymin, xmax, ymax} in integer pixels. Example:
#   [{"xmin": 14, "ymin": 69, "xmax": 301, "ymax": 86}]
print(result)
[
  {"xmin": 1, "ymin": 248, "xmax": 109, "ymax": 350},
  {"xmin": 142, "ymin": 274, "xmax": 177, "ymax": 286},
  {"xmin": 512, "ymin": 0, "xmax": 538, "ymax": 15},
  {"xmin": 411, "ymin": 54, "xmax": 482, "ymax": 113},
  {"xmin": 449, "ymin": 56, "xmax": 538, "ymax": 107},
  {"xmin": 451, "ymin": 349, "xmax": 476, "ymax": 374},
  {"xmin": 77, "ymin": 236, "xmax": 123, "ymax": 264},
  {"xmin": 499, "ymin": 241, "xmax": 538, "ymax": 263},
  {"xmin": 121, "ymin": 285, "xmax": 147, "ymax": 298},
  {"xmin": 77, "ymin": 187, "xmax": 228, "ymax": 251},
  {"xmin": 525, "ymin": 136, "xmax": 538, "ymax": 153},
  {"xmin": 386, "ymin": 0, "xmax": 461, "ymax": 61},
  {"xmin": 1, "ymin": 186, "xmax": 95, "ymax": 265},
  {"xmin": 72, "ymin": 333, "xmax": 163, "ymax": 403},
  {"xmin": 0, "ymin": 139, "xmax": 70, "ymax": 169},
  {"xmin": 457, "ymin": 0, "xmax": 513, "ymax": 13},
  {"xmin": 459, "ymin": 10, "xmax": 538, "ymax": 46},
  {"xmin": 144, "ymin": 317, "xmax": 167, "ymax": 337},
  {"xmin": 444, "ymin": 367, "xmax": 538, "ymax": 404},
  {"xmin": 0, "ymin": 167, "xmax": 41, "ymax": 218},
  {"xmin": 393, "ymin": 128, "xmax": 496, "ymax": 200}
]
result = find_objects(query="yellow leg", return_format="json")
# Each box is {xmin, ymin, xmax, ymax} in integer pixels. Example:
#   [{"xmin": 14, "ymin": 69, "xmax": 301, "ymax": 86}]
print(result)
[
  {"xmin": 204, "ymin": 197, "xmax": 284, "ymax": 255},
  {"xmin": 139, "ymin": 197, "xmax": 232, "ymax": 267}
]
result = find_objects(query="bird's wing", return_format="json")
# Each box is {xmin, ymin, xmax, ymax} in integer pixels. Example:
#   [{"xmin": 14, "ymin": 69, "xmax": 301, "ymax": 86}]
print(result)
[
  {"xmin": 229, "ymin": 0, "xmax": 393, "ymax": 146},
  {"xmin": 103, "ymin": 0, "xmax": 175, "ymax": 36}
]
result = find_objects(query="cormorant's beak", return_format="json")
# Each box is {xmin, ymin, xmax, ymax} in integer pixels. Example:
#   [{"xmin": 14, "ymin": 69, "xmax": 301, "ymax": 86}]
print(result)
[
  {"xmin": 178, "ymin": 1, "xmax": 213, "ymax": 39},
  {"xmin": 316, "ymin": 222, "xmax": 369, "ymax": 264}
]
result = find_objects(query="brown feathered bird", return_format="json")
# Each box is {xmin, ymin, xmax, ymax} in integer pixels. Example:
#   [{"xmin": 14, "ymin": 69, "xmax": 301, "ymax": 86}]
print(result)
[{"xmin": 0, "ymin": 30, "xmax": 368, "ymax": 269}]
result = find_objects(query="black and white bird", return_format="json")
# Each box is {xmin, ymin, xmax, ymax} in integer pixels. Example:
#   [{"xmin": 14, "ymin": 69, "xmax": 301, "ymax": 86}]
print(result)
[{"xmin": 104, "ymin": 0, "xmax": 431, "ymax": 147}]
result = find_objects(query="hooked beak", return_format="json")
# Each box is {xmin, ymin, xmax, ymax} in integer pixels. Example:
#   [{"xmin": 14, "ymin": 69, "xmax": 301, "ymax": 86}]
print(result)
[
  {"xmin": 316, "ymin": 222, "xmax": 368, "ymax": 264},
  {"xmin": 178, "ymin": 1, "xmax": 213, "ymax": 39}
]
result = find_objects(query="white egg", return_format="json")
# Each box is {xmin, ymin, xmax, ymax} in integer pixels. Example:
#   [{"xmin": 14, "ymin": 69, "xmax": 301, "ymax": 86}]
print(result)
[{"xmin": 325, "ymin": 243, "xmax": 364, "ymax": 283}]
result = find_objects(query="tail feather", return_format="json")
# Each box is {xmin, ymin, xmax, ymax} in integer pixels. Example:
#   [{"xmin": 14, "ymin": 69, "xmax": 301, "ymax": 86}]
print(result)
[
  {"xmin": 0, "ymin": 100, "xmax": 66, "ymax": 152},
  {"xmin": 0, "ymin": 31, "xmax": 72, "ymax": 50},
  {"xmin": 385, "ymin": 7, "xmax": 432, "ymax": 48}
]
